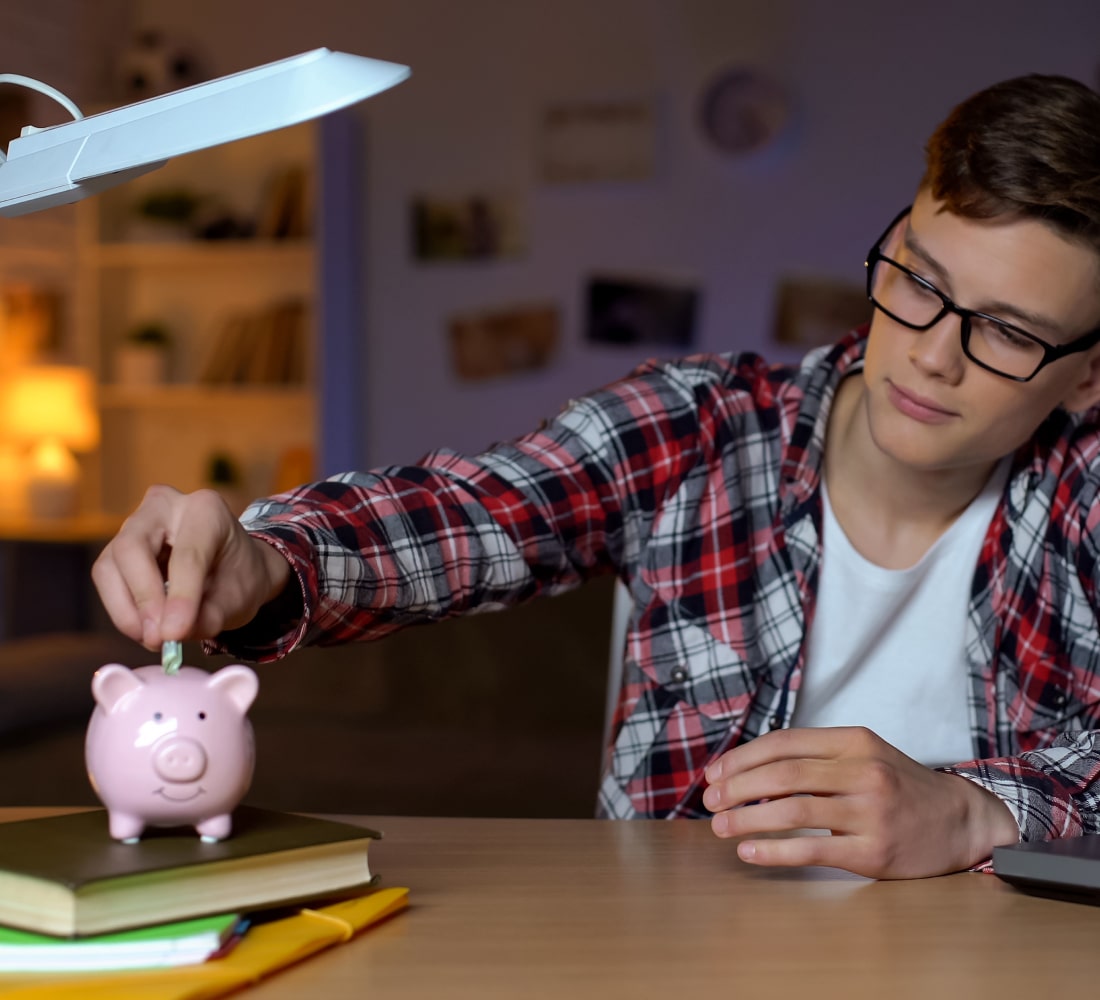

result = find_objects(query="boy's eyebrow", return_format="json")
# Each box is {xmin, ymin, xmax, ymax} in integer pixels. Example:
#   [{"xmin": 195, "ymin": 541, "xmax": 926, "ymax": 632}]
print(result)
[{"xmin": 902, "ymin": 225, "xmax": 1068, "ymax": 340}]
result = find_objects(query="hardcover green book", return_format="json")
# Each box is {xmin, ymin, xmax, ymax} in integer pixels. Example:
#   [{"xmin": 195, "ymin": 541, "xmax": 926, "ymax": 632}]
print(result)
[
  {"xmin": 0, "ymin": 911, "xmax": 243, "ymax": 971},
  {"xmin": 0, "ymin": 807, "xmax": 380, "ymax": 938}
]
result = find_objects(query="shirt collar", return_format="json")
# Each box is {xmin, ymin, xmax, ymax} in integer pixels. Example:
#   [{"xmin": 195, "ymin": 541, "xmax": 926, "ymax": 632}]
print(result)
[
  {"xmin": 778, "ymin": 328, "xmax": 1099, "ymax": 524},
  {"xmin": 779, "ymin": 329, "xmax": 868, "ymax": 519}
]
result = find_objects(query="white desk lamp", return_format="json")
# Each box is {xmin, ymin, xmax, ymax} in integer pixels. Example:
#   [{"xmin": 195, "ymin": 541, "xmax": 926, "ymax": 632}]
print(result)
[
  {"xmin": 0, "ymin": 47, "xmax": 410, "ymax": 217},
  {"xmin": 0, "ymin": 48, "xmax": 409, "ymax": 520}
]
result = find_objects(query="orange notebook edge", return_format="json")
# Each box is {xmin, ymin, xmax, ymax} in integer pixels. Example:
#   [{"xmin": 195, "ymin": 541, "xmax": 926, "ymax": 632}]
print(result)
[{"xmin": 0, "ymin": 886, "xmax": 410, "ymax": 1000}]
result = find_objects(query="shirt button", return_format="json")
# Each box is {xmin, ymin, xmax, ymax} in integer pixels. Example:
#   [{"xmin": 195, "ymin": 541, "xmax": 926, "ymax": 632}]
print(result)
[
  {"xmin": 1053, "ymin": 692, "xmax": 1067, "ymax": 707},
  {"xmin": 769, "ymin": 715, "xmax": 783, "ymax": 731},
  {"xmin": 670, "ymin": 666, "xmax": 688, "ymax": 684}
]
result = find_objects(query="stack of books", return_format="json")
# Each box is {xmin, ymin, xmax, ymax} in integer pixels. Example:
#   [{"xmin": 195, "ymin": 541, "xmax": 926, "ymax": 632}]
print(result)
[{"xmin": 0, "ymin": 807, "xmax": 406, "ymax": 987}]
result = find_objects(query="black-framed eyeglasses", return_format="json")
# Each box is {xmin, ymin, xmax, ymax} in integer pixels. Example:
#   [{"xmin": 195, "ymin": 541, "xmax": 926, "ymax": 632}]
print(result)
[{"xmin": 865, "ymin": 207, "xmax": 1100, "ymax": 382}]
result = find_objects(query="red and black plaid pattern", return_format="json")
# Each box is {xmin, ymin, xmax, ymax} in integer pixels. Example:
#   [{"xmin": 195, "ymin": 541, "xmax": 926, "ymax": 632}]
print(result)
[{"xmin": 222, "ymin": 331, "xmax": 1100, "ymax": 845}]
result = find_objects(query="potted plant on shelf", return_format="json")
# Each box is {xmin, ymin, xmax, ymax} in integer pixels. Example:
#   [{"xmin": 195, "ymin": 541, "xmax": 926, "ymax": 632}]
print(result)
[
  {"xmin": 115, "ymin": 323, "xmax": 172, "ymax": 386},
  {"xmin": 205, "ymin": 451, "xmax": 249, "ymax": 515},
  {"xmin": 129, "ymin": 188, "xmax": 204, "ymax": 241}
]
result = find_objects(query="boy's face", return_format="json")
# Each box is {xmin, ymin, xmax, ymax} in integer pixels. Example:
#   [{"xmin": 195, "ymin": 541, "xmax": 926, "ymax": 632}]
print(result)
[{"xmin": 860, "ymin": 189, "xmax": 1100, "ymax": 474}]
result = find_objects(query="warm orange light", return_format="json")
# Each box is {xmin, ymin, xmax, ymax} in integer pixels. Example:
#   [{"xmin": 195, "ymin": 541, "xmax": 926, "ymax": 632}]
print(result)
[
  {"xmin": 0, "ymin": 365, "xmax": 100, "ymax": 451},
  {"xmin": 0, "ymin": 365, "xmax": 100, "ymax": 519}
]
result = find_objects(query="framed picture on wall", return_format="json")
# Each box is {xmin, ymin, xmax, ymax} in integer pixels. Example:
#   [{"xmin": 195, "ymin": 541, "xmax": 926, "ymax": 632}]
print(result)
[
  {"xmin": 448, "ymin": 303, "xmax": 559, "ymax": 381},
  {"xmin": 539, "ymin": 100, "xmax": 656, "ymax": 183},
  {"xmin": 584, "ymin": 275, "xmax": 699, "ymax": 348},
  {"xmin": 772, "ymin": 276, "xmax": 871, "ymax": 348},
  {"xmin": 411, "ymin": 193, "xmax": 525, "ymax": 262}
]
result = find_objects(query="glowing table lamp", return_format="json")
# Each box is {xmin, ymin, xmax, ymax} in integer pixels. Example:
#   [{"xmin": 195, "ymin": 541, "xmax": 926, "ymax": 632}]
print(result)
[
  {"xmin": 0, "ymin": 47, "xmax": 410, "ymax": 216},
  {"xmin": 0, "ymin": 365, "xmax": 99, "ymax": 518}
]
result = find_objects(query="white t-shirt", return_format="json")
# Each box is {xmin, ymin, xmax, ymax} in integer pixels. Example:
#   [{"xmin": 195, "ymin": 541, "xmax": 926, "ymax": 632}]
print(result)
[{"xmin": 790, "ymin": 461, "xmax": 1010, "ymax": 767}]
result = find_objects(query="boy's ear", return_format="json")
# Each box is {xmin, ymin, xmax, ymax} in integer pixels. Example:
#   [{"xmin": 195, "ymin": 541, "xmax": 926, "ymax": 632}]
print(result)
[{"xmin": 1062, "ymin": 347, "xmax": 1100, "ymax": 413}]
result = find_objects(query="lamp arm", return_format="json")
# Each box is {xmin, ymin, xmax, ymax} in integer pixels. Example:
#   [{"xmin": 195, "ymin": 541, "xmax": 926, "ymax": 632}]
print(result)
[{"xmin": 0, "ymin": 74, "xmax": 84, "ymax": 164}]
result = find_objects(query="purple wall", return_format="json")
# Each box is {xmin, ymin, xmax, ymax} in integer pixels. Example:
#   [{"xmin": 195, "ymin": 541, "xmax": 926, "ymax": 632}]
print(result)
[{"xmin": 134, "ymin": 0, "xmax": 1100, "ymax": 468}]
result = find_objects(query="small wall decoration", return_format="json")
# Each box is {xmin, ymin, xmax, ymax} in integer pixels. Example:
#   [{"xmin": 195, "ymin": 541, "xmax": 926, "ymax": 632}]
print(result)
[
  {"xmin": 448, "ymin": 303, "xmax": 559, "ymax": 381},
  {"xmin": 412, "ymin": 193, "xmax": 524, "ymax": 262},
  {"xmin": 772, "ymin": 276, "xmax": 871, "ymax": 348},
  {"xmin": 539, "ymin": 100, "xmax": 656, "ymax": 183},
  {"xmin": 698, "ymin": 68, "xmax": 790, "ymax": 158},
  {"xmin": 584, "ymin": 275, "xmax": 699, "ymax": 348}
]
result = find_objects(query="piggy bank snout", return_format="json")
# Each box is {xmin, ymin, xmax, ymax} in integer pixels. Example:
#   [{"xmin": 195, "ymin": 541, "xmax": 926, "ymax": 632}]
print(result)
[{"xmin": 152, "ymin": 736, "xmax": 208, "ymax": 783}]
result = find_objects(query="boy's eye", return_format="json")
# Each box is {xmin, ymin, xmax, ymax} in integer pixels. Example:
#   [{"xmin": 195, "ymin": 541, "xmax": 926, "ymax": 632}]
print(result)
[
  {"xmin": 904, "ymin": 272, "xmax": 940, "ymax": 297},
  {"xmin": 974, "ymin": 315, "xmax": 1035, "ymax": 350},
  {"xmin": 991, "ymin": 324, "xmax": 1032, "ymax": 349}
]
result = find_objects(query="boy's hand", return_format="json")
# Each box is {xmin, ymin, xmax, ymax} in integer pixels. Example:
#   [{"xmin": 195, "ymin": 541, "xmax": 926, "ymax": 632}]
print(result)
[
  {"xmin": 702, "ymin": 726, "xmax": 1020, "ymax": 879},
  {"xmin": 92, "ymin": 484, "xmax": 291, "ymax": 649}
]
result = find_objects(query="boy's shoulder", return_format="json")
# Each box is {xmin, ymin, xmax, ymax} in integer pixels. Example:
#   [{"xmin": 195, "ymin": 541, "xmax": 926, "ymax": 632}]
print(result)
[
  {"xmin": 1023, "ymin": 403, "xmax": 1100, "ymax": 496},
  {"xmin": 629, "ymin": 330, "xmax": 866, "ymax": 414}
]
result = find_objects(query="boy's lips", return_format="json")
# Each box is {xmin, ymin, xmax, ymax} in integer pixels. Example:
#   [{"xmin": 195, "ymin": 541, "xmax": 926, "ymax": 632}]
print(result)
[{"xmin": 886, "ymin": 381, "xmax": 958, "ymax": 424}]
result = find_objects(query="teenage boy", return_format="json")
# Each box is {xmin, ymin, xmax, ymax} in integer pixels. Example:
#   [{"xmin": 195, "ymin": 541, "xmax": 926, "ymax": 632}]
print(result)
[{"xmin": 93, "ymin": 73, "xmax": 1100, "ymax": 879}]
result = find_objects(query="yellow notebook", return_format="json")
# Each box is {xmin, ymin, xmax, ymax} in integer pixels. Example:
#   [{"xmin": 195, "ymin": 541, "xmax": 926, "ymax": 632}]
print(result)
[{"xmin": 0, "ymin": 886, "xmax": 408, "ymax": 999}]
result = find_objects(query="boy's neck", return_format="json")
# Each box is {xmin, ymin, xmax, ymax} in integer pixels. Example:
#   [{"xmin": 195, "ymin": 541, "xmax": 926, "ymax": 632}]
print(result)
[{"xmin": 823, "ymin": 374, "xmax": 1001, "ymax": 570}]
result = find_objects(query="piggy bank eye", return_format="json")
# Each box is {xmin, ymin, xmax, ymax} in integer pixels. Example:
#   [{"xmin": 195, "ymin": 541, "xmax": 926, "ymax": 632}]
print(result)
[
  {"xmin": 153, "ymin": 712, "xmax": 163, "ymax": 722},
  {"xmin": 198, "ymin": 712, "xmax": 206, "ymax": 720}
]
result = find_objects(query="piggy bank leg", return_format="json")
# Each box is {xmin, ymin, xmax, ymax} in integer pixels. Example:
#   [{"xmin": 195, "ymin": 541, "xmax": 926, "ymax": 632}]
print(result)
[
  {"xmin": 196, "ymin": 814, "xmax": 232, "ymax": 843},
  {"xmin": 108, "ymin": 811, "xmax": 146, "ymax": 844}
]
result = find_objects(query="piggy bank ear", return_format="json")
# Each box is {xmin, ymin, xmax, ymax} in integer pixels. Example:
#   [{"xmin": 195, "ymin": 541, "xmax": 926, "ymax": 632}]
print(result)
[
  {"xmin": 91, "ymin": 664, "xmax": 145, "ymax": 712},
  {"xmin": 207, "ymin": 664, "xmax": 259, "ymax": 714}
]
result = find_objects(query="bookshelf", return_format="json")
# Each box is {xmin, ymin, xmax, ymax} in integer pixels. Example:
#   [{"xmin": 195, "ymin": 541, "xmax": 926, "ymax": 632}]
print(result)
[
  {"xmin": 0, "ymin": 210, "xmax": 78, "ymax": 365},
  {"xmin": 73, "ymin": 120, "xmax": 335, "ymax": 516}
]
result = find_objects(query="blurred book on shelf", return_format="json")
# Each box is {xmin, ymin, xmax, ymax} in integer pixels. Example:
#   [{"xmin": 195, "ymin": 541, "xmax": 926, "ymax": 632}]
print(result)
[
  {"xmin": 198, "ymin": 298, "xmax": 308, "ymax": 386},
  {"xmin": 255, "ymin": 164, "xmax": 310, "ymax": 240}
]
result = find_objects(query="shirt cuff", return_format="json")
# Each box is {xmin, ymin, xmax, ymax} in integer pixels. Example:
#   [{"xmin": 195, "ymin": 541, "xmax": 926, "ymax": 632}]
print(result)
[{"xmin": 202, "ymin": 533, "xmax": 311, "ymax": 662}]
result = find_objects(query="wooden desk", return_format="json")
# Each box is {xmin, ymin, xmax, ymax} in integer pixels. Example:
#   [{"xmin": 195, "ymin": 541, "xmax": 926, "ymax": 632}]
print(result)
[
  {"xmin": 3, "ymin": 810, "xmax": 1096, "ymax": 997},
  {"xmin": 249, "ymin": 815, "xmax": 1095, "ymax": 999}
]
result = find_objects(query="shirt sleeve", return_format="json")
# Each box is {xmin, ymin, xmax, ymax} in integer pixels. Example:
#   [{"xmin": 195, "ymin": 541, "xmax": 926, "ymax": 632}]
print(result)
[
  {"xmin": 209, "ymin": 357, "xmax": 720, "ymax": 661},
  {"xmin": 945, "ymin": 732, "xmax": 1100, "ymax": 838},
  {"xmin": 943, "ymin": 433, "xmax": 1100, "ymax": 866}
]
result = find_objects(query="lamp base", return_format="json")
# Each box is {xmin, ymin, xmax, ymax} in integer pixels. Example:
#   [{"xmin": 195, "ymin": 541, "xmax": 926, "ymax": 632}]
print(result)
[{"xmin": 25, "ymin": 475, "xmax": 79, "ymax": 520}]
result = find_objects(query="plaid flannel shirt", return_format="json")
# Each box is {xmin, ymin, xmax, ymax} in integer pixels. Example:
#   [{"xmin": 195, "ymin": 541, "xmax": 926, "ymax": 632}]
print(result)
[{"xmin": 226, "ymin": 331, "xmax": 1100, "ymax": 844}]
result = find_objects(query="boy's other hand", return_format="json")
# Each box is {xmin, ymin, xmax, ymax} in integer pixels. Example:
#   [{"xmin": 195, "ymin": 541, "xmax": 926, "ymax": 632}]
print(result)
[
  {"xmin": 702, "ymin": 726, "xmax": 1020, "ymax": 879},
  {"xmin": 92, "ymin": 484, "xmax": 291, "ymax": 649}
]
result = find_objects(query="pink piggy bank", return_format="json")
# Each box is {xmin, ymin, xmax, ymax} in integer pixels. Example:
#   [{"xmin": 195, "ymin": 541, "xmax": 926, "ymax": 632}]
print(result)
[{"xmin": 85, "ymin": 663, "xmax": 259, "ymax": 843}]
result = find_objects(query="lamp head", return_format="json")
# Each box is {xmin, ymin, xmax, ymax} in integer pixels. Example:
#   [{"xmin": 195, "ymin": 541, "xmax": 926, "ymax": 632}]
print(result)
[{"xmin": 0, "ymin": 48, "xmax": 410, "ymax": 217}]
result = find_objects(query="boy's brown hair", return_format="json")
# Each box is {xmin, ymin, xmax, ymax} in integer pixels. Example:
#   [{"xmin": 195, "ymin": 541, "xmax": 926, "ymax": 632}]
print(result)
[{"xmin": 922, "ymin": 74, "xmax": 1100, "ymax": 252}]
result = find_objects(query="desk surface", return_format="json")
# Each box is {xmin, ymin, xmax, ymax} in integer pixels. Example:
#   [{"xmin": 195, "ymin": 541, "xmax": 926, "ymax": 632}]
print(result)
[
  {"xmin": 6, "ymin": 811, "xmax": 1099, "ymax": 998},
  {"xmin": 259, "ymin": 814, "xmax": 1098, "ymax": 999}
]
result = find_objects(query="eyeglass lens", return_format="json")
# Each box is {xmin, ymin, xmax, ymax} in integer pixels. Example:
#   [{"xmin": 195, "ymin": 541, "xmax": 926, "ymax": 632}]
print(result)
[{"xmin": 869, "ymin": 253, "xmax": 1045, "ymax": 380}]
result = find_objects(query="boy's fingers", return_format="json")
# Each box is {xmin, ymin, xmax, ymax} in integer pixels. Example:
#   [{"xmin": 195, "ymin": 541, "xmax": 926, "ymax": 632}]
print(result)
[
  {"xmin": 96, "ymin": 529, "xmax": 173, "ymax": 646},
  {"xmin": 89, "ymin": 554, "xmax": 146, "ymax": 646},
  {"xmin": 161, "ymin": 490, "xmax": 239, "ymax": 640}
]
